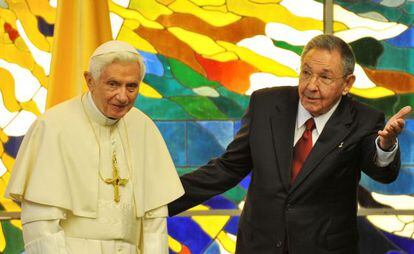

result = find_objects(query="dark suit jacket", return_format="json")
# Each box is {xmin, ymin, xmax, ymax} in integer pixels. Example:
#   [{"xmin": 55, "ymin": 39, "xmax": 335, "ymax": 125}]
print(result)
[{"xmin": 168, "ymin": 87, "xmax": 400, "ymax": 254}]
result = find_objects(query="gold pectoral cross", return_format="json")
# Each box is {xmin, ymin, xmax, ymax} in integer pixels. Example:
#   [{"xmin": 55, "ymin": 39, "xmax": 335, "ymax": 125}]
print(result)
[{"xmin": 104, "ymin": 152, "xmax": 128, "ymax": 202}]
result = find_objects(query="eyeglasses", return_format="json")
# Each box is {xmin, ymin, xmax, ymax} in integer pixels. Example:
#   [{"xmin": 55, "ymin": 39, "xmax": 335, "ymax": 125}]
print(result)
[{"xmin": 299, "ymin": 69, "xmax": 346, "ymax": 86}]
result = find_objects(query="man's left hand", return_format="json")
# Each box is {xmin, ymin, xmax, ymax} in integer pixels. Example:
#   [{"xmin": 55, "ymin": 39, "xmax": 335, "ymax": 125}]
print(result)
[{"xmin": 378, "ymin": 106, "xmax": 412, "ymax": 150}]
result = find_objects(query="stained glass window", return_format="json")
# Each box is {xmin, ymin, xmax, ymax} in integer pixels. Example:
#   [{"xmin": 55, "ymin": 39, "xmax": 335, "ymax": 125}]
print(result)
[{"xmin": 0, "ymin": 0, "xmax": 412, "ymax": 253}]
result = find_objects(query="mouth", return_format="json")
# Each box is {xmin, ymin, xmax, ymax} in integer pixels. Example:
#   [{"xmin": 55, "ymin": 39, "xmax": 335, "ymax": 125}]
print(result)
[
  {"xmin": 111, "ymin": 104, "xmax": 128, "ymax": 111},
  {"xmin": 304, "ymin": 95, "xmax": 321, "ymax": 101}
]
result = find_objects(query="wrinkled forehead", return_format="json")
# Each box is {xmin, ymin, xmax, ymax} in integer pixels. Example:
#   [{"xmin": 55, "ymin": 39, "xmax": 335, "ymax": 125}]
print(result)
[{"xmin": 301, "ymin": 48, "xmax": 343, "ymax": 72}]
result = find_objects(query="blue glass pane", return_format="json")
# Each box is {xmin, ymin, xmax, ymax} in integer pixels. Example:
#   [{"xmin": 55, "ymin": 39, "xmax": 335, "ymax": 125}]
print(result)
[
  {"xmin": 187, "ymin": 122, "xmax": 225, "ymax": 166},
  {"xmin": 155, "ymin": 121, "xmax": 186, "ymax": 167}
]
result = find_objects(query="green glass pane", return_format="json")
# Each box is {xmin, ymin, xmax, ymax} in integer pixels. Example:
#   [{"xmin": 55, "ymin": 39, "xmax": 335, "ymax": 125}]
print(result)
[
  {"xmin": 2, "ymin": 220, "xmax": 24, "ymax": 254},
  {"xmin": 222, "ymin": 185, "xmax": 247, "ymax": 204},
  {"xmin": 144, "ymin": 74, "xmax": 195, "ymax": 97},
  {"xmin": 135, "ymin": 96, "xmax": 193, "ymax": 120},
  {"xmin": 403, "ymin": 2, "xmax": 414, "ymax": 15},
  {"xmin": 210, "ymin": 96, "xmax": 245, "ymax": 119},
  {"xmin": 168, "ymin": 58, "xmax": 220, "ymax": 89},
  {"xmin": 378, "ymin": 42, "xmax": 414, "ymax": 75},
  {"xmin": 170, "ymin": 96, "xmax": 227, "ymax": 120},
  {"xmin": 157, "ymin": 55, "xmax": 174, "ymax": 78},
  {"xmin": 273, "ymin": 41, "xmax": 303, "ymax": 56},
  {"xmin": 399, "ymin": 14, "xmax": 414, "ymax": 24},
  {"xmin": 177, "ymin": 167, "xmax": 197, "ymax": 176},
  {"xmin": 215, "ymin": 87, "xmax": 249, "ymax": 110},
  {"xmin": 350, "ymin": 37, "xmax": 384, "ymax": 68}
]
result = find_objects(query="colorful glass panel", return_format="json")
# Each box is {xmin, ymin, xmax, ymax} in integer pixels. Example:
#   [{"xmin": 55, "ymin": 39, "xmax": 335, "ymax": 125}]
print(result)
[{"xmin": 0, "ymin": 0, "xmax": 412, "ymax": 253}]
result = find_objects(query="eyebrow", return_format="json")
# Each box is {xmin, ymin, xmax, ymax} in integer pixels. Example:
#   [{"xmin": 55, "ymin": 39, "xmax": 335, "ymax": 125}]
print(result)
[
  {"xmin": 126, "ymin": 82, "xmax": 139, "ymax": 87},
  {"xmin": 301, "ymin": 64, "xmax": 334, "ymax": 74},
  {"xmin": 320, "ymin": 68, "xmax": 334, "ymax": 75},
  {"xmin": 106, "ymin": 79, "xmax": 120, "ymax": 84}
]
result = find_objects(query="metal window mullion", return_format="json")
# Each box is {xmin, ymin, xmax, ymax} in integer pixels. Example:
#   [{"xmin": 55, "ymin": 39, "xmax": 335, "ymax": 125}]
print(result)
[{"xmin": 324, "ymin": 0, "xmax": 334, "ymax": 34}]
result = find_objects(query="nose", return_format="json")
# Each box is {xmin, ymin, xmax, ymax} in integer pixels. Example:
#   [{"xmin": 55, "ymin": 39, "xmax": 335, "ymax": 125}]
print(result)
[
  {"xmin": 306, "ymin": 74, "xmax": 319, "ymax": 91},
  {"xmin": 116, "ymin": 86, "xmax": 128, "ymax": 104}
]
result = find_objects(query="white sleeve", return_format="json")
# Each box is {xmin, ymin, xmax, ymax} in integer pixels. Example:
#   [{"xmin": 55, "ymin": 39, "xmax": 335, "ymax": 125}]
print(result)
[
  {"xmin": 142, "ymin": 205, "xmax": 168, "ymax": 254},
  {"xmin": 21, "ymin": 200, "xmax": 69, "ymax": 254},
  {"xmin": 375, "ymin": 137, "xmax": 399, "ymax": 167}
]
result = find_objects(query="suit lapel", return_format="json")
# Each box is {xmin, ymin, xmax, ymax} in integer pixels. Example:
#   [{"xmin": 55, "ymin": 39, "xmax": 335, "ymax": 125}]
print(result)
[
  {"xmin": 289, "ymin": 96, "xmax": 354, "ymax": 194},
  {"xmin": 270, "ymin": 88, "xmax": 299, "ymax": 192}
]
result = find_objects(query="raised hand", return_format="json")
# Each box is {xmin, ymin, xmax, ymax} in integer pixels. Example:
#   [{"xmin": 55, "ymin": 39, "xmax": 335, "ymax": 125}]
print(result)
[{"xmin": 378, "ymin": 106, "xmax": 412, "ymax": 150}]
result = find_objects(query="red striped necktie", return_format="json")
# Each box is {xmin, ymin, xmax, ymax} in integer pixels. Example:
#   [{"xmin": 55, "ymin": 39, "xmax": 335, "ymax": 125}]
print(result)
[{"xmin": 291, "ymin": 118, "xmax": 315, "ymax": 183}]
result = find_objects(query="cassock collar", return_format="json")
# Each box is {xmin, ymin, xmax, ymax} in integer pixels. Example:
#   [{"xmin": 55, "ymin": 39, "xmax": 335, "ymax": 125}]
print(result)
[
  {"xmin": 297, "ymin": 98, "xmax": 341, "ymax": 135},
  {"xmin": 85, "ymin": 92, "xmax": 119, "ymax": 126}
]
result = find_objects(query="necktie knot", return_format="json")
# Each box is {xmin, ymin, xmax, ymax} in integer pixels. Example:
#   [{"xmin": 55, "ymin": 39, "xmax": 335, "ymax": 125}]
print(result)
[{"xmin": 305, "ymin": 118, "xmax": 315, "ymax": 131}]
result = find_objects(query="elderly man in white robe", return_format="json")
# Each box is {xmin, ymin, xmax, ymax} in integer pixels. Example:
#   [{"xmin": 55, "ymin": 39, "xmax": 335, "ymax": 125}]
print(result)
[{"xmin": 6, "ymin": 40, "xmax": 184, "ymax": 254}]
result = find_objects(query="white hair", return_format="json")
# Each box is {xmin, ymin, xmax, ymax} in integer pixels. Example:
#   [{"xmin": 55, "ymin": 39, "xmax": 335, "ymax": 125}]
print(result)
[{"xmin": 89, "ymin": 51, "xmax": 146, "ymax": 81}]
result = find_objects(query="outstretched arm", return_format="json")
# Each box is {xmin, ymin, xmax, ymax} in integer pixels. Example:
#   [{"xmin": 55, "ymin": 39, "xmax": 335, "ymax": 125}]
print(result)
[
  {"xmin": 361, "ymin": 106, "xmax": 411, "ymax": 183},
  {"xmin": 168, "ymin": 92, "xmax": 257, "ymax": 216}
]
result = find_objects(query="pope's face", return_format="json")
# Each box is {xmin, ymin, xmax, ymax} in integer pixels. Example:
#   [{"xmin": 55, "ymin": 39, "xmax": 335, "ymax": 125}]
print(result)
[
  {"xmin": 85, "ymin": 61, "xmax": 142, "ymax": 119},
  {"xmin": 298, "ymin": 48, "xmax": 355, "ymax": 116}
]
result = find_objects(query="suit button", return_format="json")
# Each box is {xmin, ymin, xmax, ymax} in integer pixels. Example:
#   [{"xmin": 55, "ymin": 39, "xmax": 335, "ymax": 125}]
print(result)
[
  {"xmin": 286, "ymin": 203, "xmax": 291, "ymax": 212},
  {"xmin": 276, "ymin": 240, "xmax": 283, "ymax": 248}
]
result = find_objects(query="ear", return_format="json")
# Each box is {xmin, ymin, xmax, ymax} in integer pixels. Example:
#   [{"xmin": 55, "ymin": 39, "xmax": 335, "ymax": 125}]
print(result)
[
  {"xmin": 342, "ymin": 74, "xmax": 355, "ymax": 95},
  {"xmin": 84, "ymin": 71, "xmax": 94, "ymax": 91}
]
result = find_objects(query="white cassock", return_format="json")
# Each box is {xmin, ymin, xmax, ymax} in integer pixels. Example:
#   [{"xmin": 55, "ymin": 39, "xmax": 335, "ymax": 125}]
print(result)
[{"xmin": 6, "ymin": 92, "xmax": 184, "ymax": 254}]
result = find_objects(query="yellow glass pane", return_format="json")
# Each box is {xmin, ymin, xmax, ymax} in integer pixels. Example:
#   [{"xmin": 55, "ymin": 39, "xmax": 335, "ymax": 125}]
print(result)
[
  {"xmin": 8, "ymin": 0, "xmax": 51, "ymax": 51},
  {"xmin": 168, "ymin": 235, "xmax": 182, "ymax": 252},
  {"xmin": 139, "ymin": 82, "xmax": 162, "ymax": 99},
  {"xmin": 117, "ymin": 26, "xmax": 158, "ymax": 53},
  {"xmin": 350, "ymin": 87, "xmax": 395, "ymax": 99},
  {"xmin": 27, "ymin": 0, "xmax": 56, "ymax": 24},
  {"xmin": 206, "ymin": 51, "xmax": 239, "ymax": 62},
  {"xmin": 217, "ymin": 231, "xmax": 236, "ymax": 252},
  {"xmin": 168, "ymin": 27, "xmax": 225, "ymax": 55},
  {"xmin": 109, "ymin": 1, "xmax": 164, "ymax": 29},
  {"xmin": 189, "ymin": 0, "xmax": 225, "ymax": 6},
  {"xmin": 128, "ymin": 0, "xmax": 172, "ymax": 21},
  {"xmin": 218, "ymin": 41, "xmax": 297, "ymax": 77},
  {"xmin": 169, "ymin": 0, "xmax": 241, "ymax": 26}
]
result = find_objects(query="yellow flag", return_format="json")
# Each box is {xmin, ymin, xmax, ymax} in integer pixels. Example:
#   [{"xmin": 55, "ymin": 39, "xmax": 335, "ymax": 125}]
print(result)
[{"xmin": 46, "ymin": 0, "xmax": 112, "ymax": 109}]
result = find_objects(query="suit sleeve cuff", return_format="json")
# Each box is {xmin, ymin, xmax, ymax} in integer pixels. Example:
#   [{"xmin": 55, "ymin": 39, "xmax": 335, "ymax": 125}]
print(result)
[{"xmin": 375, "ymin": 137, "xmax": 398, "ymax": 167}]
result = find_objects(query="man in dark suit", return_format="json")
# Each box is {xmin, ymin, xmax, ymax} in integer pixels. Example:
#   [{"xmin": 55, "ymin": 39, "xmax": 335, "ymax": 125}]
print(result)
[{"xmin": 168, "ymin": 34, "xmax": 411, "ymax": 254}]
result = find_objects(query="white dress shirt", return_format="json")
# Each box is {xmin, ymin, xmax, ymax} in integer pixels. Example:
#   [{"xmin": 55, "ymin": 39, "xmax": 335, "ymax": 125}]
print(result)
[{"xmin": 294, "ymin": 99, "xmax": 397, "ymax": 167}]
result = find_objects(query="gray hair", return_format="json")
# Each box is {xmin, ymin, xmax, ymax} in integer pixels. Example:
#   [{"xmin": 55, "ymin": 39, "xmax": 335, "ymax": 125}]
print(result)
[
  {"xmin": 89, "ymin": 51, "xmax": 146, "ymax": 81},
  {"xmin": 301, "ymin": 34, "xmax": 355, "ymax": 76}
]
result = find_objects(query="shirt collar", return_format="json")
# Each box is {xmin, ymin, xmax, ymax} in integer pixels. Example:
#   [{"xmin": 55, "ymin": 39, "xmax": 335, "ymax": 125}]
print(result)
[
  {"xmin": 297, "ymin": 98, "xmax": 341, "ymax": 134},
  {"xmin": 84, "ymin": 92, "xmax": 119, "ymax": 126}
]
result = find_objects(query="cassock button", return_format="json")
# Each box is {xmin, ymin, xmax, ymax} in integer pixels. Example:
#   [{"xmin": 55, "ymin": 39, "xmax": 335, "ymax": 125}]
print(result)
[{"xmin": 276, "ymin": 240, "xmax": 283, "ymax": 248}]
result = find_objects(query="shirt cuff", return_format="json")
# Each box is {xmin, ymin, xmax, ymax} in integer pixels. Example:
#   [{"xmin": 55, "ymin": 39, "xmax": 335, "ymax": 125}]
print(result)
[
  {"xmin": 375, "ymin": 137, "xmax": 398, "ymax": 167},
  {"xmin": 24, "ymin": 230, "xmax": 67, "ymax": 254},
  {"xmin": 143, "ymin": 216, "xmax": 168, "ymax": 254}
]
